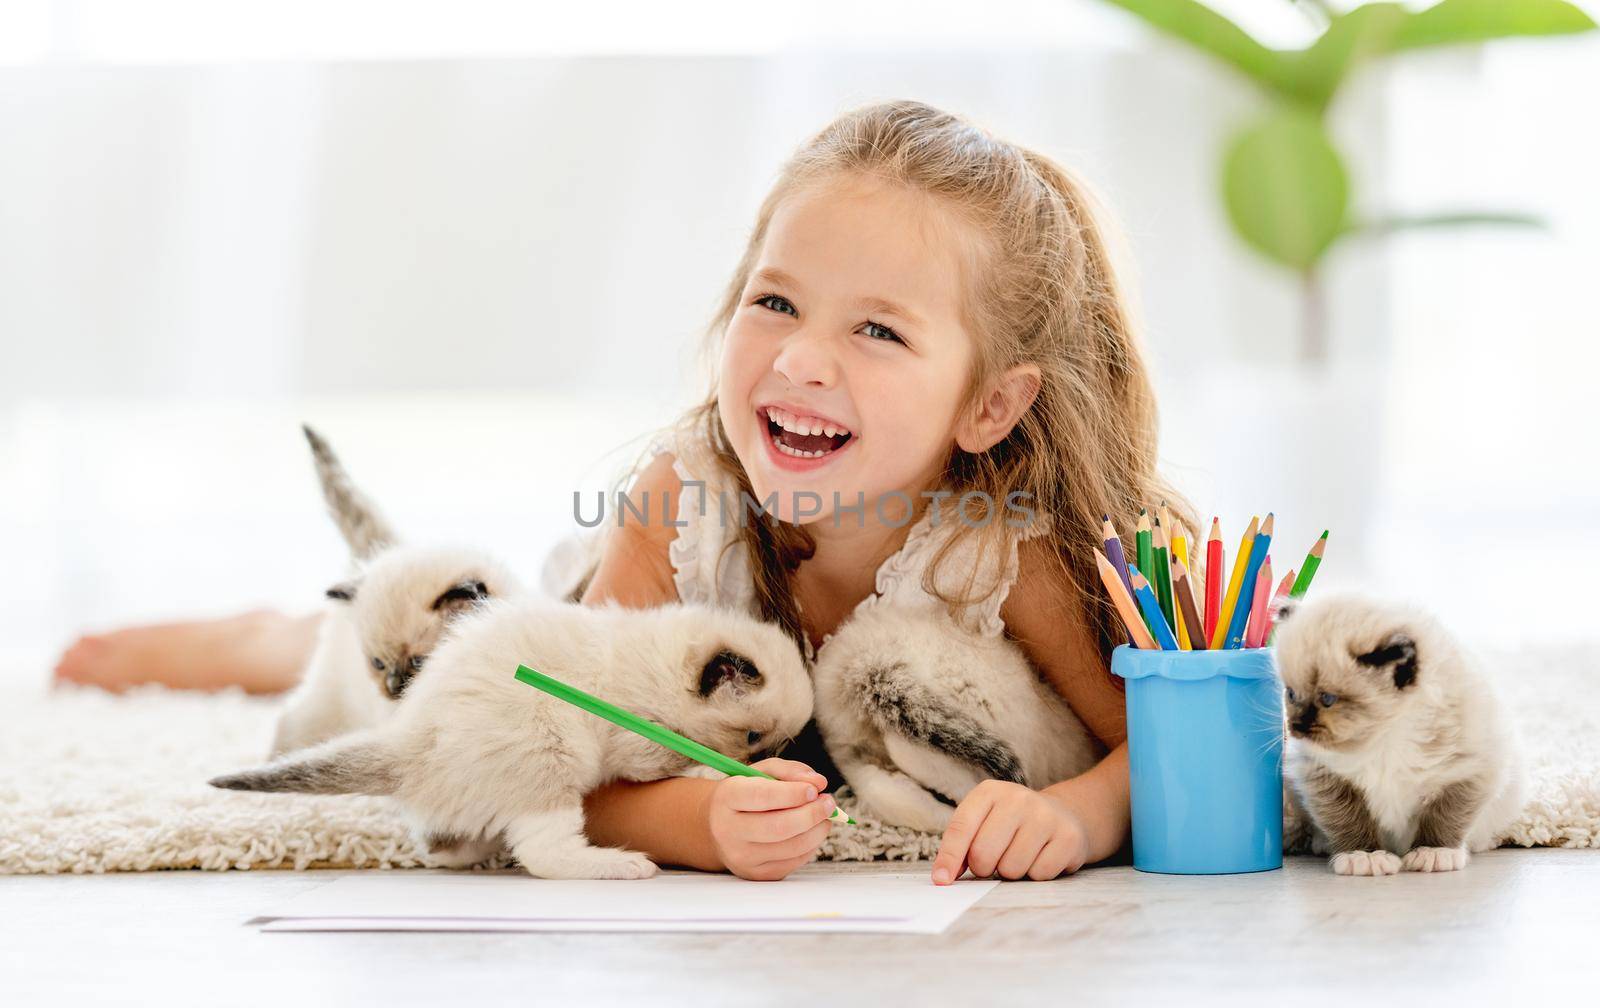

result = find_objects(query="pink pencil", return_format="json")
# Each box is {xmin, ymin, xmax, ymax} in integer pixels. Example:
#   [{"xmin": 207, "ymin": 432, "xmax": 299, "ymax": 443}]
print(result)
[
  {"xmin": 1243, "ymin": 556, "xmax": 1274, "ymax": 648},
  {"xmin": 1263, "ymin": 568, "xmax": 1297, "ymax": 644}
]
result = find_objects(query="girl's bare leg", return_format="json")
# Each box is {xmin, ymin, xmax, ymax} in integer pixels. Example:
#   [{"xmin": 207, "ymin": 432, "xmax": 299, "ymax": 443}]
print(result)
[{"xmin": 52, "ymin": 609, "xmax": 321, "ymax": 695}]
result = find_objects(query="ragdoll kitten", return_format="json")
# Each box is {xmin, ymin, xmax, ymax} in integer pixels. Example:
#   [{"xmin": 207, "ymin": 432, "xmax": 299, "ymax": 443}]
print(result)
[
  {"xmin": 269, "ymin": 427, "xmax": 518, "ymax": 756},
  {"xmin": 1274, "ymin": 592, "xmax": 1525, "ymax": 876},
  {"xmin": 214, "ymin": 599, "xmax": 814, "ymax": 879},
  {"xmin": 812, "ymin": 606, "xmax": 1100, "ymax": 833}
]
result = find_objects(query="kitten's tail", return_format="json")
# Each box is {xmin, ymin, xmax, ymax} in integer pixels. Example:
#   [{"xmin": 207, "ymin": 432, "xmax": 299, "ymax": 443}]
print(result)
[
  {"xmin": 208, "ymin": 734, "xmax": 400, "ymax": 796},
  {"xmin": 861, "ymin": 664, "xmax": 1026, "ymax": 785},
  {"xmin": 302, "ymin": 424, "xmax": 399, "ymax": 562}
]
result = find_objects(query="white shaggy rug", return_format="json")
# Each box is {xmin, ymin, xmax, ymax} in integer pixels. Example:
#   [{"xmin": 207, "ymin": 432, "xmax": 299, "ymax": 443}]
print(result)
[{"xmin": 2, "ymin": 644, "xmax": 1594, "ymax": 874}]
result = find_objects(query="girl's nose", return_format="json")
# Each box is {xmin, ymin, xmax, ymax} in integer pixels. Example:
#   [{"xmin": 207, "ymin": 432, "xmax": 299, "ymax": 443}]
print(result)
[{"xmin": 771, "ymin": 327, "xmax": 838, "ymax": 388}]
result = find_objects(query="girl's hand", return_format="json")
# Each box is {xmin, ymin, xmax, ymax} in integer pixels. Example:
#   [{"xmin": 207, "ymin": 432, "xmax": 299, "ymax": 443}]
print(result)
[
  {"xmin": 705, "ymin": 758, "xmax": 835, "ymax": 881},
  {"xmin": 931, "ymin": 780, "xmax": 1090, "ymax": 884}
]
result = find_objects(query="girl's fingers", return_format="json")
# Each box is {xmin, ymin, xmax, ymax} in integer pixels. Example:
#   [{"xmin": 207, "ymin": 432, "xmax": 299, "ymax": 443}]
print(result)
[
  {"xmin": 995, "ymin": 818, "xmax": 1054, "ymax": 880},
  {"xmin": 745, "ymin": 817, "xmax": 831, "ymax": 863},
  {"xmin": 1026, "ymin": 836, "xmax": 1081, "ymax": 881},
  {"xmin": 748, "ymin": 847, "xmax": 821, "ymax": 882},
  {"xmin": 965, "ymin": 807, "xmax": 1023, "ymax": 880},
  {"xmin": 931, "ymin": 790, "xmax": 997, "ymax": 885},
  {"xmin": 725, "ymin": 777, "xmax": 818, "ymax": 813},
  {"xmin": 736, "ymin": 796, "xmax": 837, "ymax": 842},
  {"xmin": 750, "ymin": 758, "xmax": 829, "ymax": 793}
]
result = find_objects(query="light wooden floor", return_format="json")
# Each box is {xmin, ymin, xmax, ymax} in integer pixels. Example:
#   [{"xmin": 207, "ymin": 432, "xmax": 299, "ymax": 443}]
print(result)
[{"xmin": 3, "ymin": 851, "xmax": 1594, "ymax": 1005}]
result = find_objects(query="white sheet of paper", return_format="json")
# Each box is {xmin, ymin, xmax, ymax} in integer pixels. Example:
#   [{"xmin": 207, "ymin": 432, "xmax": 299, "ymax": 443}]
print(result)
[{"xmin": 256, "ymin": 871, "xmax": 996, "ymax": 934}]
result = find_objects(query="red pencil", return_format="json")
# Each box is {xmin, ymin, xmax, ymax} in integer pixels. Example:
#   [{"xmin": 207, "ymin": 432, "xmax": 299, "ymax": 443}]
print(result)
[{"xmin": 1204, "ymin": 517, "xmax": 1223, "ymax": 644}]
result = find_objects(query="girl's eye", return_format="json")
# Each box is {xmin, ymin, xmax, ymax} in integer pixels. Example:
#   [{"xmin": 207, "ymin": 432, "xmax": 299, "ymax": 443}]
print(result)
[
  {"xmin": 1318, "ymin": 692, "xmax": 1338, "ymax": 708},
  {"xmin": 371, "ymin": 657, "xmax": 385, "ymax": 671},
  {"xmin": 754, "ymin": 294, "xmax": 797, "ymax": 316},
  {"xmin": 861, "ymin": 320, "xmax": 904, "ymax": 345},
  {"xmin": 746, "ymin": 730, "xmax": 764, "ymax": 746}
]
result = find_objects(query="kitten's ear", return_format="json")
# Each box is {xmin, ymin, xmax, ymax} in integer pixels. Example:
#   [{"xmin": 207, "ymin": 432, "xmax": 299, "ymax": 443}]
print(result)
[
  {"xmin": 1355, "ymin": 634, "xmax": 1418, "ymax": 690},
  {"xmin": 326, "ymin": 582, "xmax": 357, "ymax": 602},
  {"xmin": 431, "ymin": 580, "xmax": 489, "ymax": 615},
  {"xmin": 698, "ymin": 649, "xmax": 764, "ymax": 698}
]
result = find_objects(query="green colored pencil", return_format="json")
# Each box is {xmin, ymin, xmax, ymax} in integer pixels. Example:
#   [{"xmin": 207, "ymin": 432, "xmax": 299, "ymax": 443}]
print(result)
[
  {"xmin": 1153, "ymin": 519, "xmax": 1175, "ymax": 630},
  {"xmin": 1289, "ymin": 531, "xmax": 1328, "ymax": 598},
  {"xmin": 1135, "ymin": 510, "xmax": 1155, "ymax": 635},
  {"xmin": 513, "ymin": 664, "xmax": 854, "ymax": 825}
]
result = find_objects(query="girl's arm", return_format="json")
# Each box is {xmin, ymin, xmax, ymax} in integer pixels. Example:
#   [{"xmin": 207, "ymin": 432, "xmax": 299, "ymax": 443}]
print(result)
[
  {"xmin": 931, "ymin": 537, "xmax": 1131, "ymax": 883},
  {"xmin": 576, "ymin": 452, "xmax": 834, "ymax": 879}
]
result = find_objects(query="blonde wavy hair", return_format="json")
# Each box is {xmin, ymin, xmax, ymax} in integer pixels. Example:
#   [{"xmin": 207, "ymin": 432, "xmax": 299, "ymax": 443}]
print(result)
[{"xmin": 628, "ymin": 100, "xmax": 1193, "ymax": 663}]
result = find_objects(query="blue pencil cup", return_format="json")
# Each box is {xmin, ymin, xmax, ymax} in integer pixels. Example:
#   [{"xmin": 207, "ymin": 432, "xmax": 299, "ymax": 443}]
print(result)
[{"xmin": 1112, "ymin": 644, "xmax": 1284, "ymax": 875}]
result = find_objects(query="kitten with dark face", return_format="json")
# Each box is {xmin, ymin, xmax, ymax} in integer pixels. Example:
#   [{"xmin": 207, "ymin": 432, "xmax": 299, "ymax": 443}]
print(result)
[
  {"xmin": 1274, "ymin": 593, "xmax": 1525, "ymax": 876},
  {"xmin": 213, "ymin": 599, "xmax": 813, "ymax": 879},
  {"xmin": 269, "ymin": 427, "xmax": 517, "ymax": 756}
]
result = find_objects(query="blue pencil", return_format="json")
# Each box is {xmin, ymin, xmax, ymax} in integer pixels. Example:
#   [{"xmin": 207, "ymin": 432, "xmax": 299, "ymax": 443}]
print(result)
[
  {"xmin": 1128, "ymin": 567, "xmax": 1179, "ymax": 650},
  {"xmin": 1224, "ymin": 513, "xmax": 1275, "ymax": 648}
]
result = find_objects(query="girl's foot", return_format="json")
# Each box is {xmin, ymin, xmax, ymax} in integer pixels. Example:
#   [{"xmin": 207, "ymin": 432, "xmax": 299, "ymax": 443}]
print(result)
[{"xmin": 52, "ymin": 610, "xmax": 320, "ymax": 695}]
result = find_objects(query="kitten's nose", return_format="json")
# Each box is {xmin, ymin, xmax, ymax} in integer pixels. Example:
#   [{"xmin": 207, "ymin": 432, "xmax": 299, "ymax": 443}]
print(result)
[
  {"xmin": 1291, "ymin": 707, "xmax": 1318, "ymax": 735},
  {"xmin": 385, "ymin": 667, "xmax": 413, "ymax": 698}
]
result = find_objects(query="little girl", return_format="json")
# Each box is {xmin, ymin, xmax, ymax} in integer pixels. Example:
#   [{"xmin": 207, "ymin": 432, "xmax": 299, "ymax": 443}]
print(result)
[{"xmin": 56, "ymin": 101, "xmax": 1193, "ymax": 885}]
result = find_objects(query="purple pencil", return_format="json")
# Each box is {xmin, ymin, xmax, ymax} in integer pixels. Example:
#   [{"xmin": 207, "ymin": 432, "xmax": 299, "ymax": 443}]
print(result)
[{"xmin": 1101, "ymin": 516, "xmax": 1136, "ymax": 629}]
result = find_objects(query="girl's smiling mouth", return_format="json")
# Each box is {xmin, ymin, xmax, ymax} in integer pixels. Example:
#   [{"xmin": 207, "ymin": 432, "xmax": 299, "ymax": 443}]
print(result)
[{"xmin": 758, "ymin": 404, "xmax": 855, "ymax": 466}]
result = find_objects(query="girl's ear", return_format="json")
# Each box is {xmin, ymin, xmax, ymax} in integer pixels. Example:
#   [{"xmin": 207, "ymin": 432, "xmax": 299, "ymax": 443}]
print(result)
[{"xmin": 956, "ymin": 363, "xmax": 1042, "ymax": 454}]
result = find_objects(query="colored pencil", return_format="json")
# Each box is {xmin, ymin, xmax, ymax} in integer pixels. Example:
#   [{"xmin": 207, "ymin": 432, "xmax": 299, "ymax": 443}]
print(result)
[
  {"xmin": 1204, "ymin": 517, "xmax": 1223, "ymax": 645},
  {"xmin": 513, "ymin": 665, "xmax": 855, "ymax": 823},
  {"xmin": 1095, "ymin": 549, "xmax": 1159, "ymax": 650},
  {"xmin": 1243, "ymin": 556, "xmax": 1274, "ymax": 648},
  {"xmin": 1171, "ymin": 556, "xmax": 1208, "ymax": 651},
  {"xmin": 1100, "ymin": 516, "xmax": 1136, "ymax": 609},
  {"xmin": 1209, "ymin": 515, "xmax": 1257, "ymax": 649},
  {"xmin": 1170, "ymin": 521, "xmax": 1192, "ymax": 649},
  {"xmin": 1289, "ymin": 530, "xmax": 1328, "ymax": 598},
  {"xmin": 1264, "ymin": 568, "xmax": 1297, "ymax": 645},
  {"xmin": 1128, "ymin": 568, "xmax": 1179, "ymax": 650},
  {"xmin": 1135, "ymin": 510, "xmax": 1155, "ymax": 635},
  {"xmin": 1224, "ymin": 513, "xmax": 1275, "ymax": 649},
  {"xmin": 1152, "ymin": 520, "xmax": 1175, "ymax": 631}
]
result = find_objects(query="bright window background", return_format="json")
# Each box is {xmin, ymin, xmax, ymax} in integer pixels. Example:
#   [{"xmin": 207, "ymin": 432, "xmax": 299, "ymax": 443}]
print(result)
[{"xmin": 2, "ymin": 2, "xmax": 1595, "ymax": 683}]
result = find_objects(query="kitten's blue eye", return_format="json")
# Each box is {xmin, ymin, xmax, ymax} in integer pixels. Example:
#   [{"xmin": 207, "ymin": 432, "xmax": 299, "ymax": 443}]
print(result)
[
  {"xmin": 1318, "ymin": 692, "xmax": 1338, "ymax": 708},
  {"xmin": 410, "ymin": 655, "xmax": 425, "ymax": 670},
  {"xmin": 1285, "ymin": 687, "xmax": 1299, "ymax": 703},
  {"xmin": 861, "ymin": 321, "xmax": 905, "ymax": 345},
  {"xmin": 754, "ymin": 294, "xmax": 796, "ymax": 316},
  {"xmin": 371, "ymin": 657, "xmax": 385, "ymax": 671},
  {"xmin": 746, "ymin": 731, "xmax": 764, "ymax": 746}
]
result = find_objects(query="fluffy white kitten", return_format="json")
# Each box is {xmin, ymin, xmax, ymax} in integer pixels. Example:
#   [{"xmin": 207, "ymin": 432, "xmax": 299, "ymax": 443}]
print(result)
[
  {"xmin": 271, "ymin": 427, "xmax": 519, "ymax": 756},
  {"xmin": 215, "ymin": 598, "xmax": 814, "ymax": 879},
  {"xmin": 1274, "ymin": 593, "xmax": 1526, "ymax": 876},
  {"xmin": 812, "ymin": 607, "xmax": 1100, "ymax": 833}
]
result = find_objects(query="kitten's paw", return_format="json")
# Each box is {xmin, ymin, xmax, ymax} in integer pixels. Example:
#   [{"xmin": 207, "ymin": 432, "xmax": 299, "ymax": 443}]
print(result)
[
  {"xmin": 522, "ymin": 848, "xmax": 658, "ymax": 880},
  {"xmin": 1402, "ymin": 846, "xmax": 1468, "ymax": 872},
  {"xmin": 1329, "ymin": 850, "xmax": 1403, "ymax": 876}
]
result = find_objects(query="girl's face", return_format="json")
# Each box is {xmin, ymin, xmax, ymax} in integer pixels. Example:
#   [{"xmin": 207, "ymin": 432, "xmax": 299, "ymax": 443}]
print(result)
[{"xmin": 719, "ymin": 176, "xmax": 979, "ymax": 526}]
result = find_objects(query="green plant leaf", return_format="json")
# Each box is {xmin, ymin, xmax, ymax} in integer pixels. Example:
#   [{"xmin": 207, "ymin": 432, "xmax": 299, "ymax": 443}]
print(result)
[
  {"xmin": 1342, "ymin": 210, "xmax": 1547, "ymax": 239},
  {"xmin": 1283, "ymin": 0, "xmax": 1597, "ymax": 109},
  {"xmin": 1396, "ymin": 0, "xmax": 1597, "ymax": 49},
  {"xmin": 1222, "ymin": 111, "xmax": 1349, "ymax": 271},
  {"xmin": 1098, "ymin": 0, "xmax": 1291, "ymax": 91}
]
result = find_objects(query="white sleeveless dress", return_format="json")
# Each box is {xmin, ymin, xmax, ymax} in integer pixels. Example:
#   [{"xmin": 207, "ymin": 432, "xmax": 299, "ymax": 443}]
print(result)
[{"xmin": 538, "ymin": 430, "xmax": 1044, "ymax": 664}]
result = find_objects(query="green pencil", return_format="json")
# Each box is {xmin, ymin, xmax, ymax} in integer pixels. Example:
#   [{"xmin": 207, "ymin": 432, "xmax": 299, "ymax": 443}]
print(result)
[
  {"xmin": 513, "ymin": 664, "xmax": 854, "ymax": 825},
  {"xmin": 1135, "ymin": 510, "xmax": 1155, "ymax": 635},
  {"xmin": 1288, "ymin": 531, "xmax": 1328, "ymax": 598},
  {"xmin": 1153, "ymin": 519, "xmax": 1175, "ymax": 629}
]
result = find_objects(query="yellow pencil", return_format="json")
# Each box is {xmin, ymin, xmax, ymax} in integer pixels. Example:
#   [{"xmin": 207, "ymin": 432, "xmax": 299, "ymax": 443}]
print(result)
[
  {"xmin": 1210, "ymin": 515, "xmax": 1259, "ymax": 650},
  {"xmin": 1170, "ymin": 521, "xmax": 1192, "ymax": 649}
]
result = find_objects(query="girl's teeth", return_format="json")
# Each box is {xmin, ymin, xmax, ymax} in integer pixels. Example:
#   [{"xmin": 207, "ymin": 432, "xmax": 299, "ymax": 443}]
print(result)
[{"xmin": 763, "ymin": 406, "xmax": 850, "ymax": 438}]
